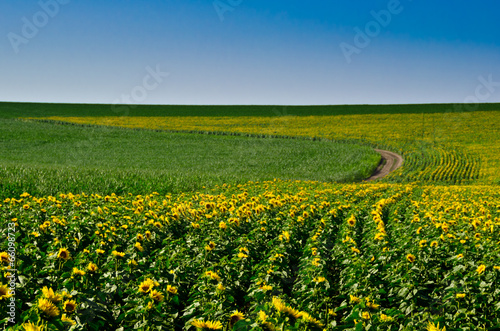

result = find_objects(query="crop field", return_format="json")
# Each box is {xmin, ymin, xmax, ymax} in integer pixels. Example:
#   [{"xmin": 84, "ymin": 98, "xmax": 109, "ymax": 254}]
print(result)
[
  {"xmin": 33, "ymin": 110, "xmax": 500, "ymax": 185},
  {"xmin": 0, "ymin": 102, "xmax": 499, "ymax": 330}
]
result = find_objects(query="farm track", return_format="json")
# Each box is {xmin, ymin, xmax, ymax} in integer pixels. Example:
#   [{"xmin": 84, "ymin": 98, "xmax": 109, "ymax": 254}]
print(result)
[{"xmin": 365, "ymin": 149, "xmax": 404, "ymax": 181}]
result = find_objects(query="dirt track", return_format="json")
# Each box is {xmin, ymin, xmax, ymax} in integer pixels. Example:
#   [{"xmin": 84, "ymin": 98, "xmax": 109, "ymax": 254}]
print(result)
[{"xmin": 365, "ymin": 149, "xmax": 404, "ymax": 181}]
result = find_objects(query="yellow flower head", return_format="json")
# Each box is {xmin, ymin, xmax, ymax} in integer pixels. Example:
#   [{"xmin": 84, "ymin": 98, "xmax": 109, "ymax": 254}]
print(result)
[
  {"xmin": 57, "ymin": 248, "xmax": 71, "ymax": 261},
  {"xmin": 42, "ymin": 286, "xmax": 62, "ymax": 303},
  {"xmin": 312, "ymin": 277, "xmax": 326, "ymax": 283},
  {"xmin": 22, "ymin": 322, "xmax": 47, "ymax": 331},
  {"xmin": 112, "ymin": 250, "xmax": 125, "ymax": 258},
  {"xmin": 0, "ymin": 283, "xmax": 12, "ymax": 300},
  {"xmin": 167, "ymin": 285, "xmax": 178, "ymax": 295},
  {"xmin": 61, "ymin": 314, "xmax": 76, "ymax": 325},
  {"xmin": 38, "ymin": 297, "xmax": 60, "ymax": 317},
  {"xmin": 456, "ymin": 293, "xmax": 466, "ymax": 299},
  {"xmin": 349, "ymin": 295, "xmax": 361, "ymax": 304},
  {"xmin": 477, "ymin": 264, "xmax": 486, "ymax": 274},
  {"xmin": 406, "ymin": 254, "xmax": 416, "ymax": 263},
  {"xmin": 299, "ymin": 312, "xmax": 324, "ymax": 328},
  {"xmin": 426, "ymin": 321, "xmax": 446, "ymax": 331},
  {"xmin": 0, "ymin": 252, "xmax": 9, "ymax": 264},
  {"xmin": 229, "ymin": 310, "xmax": 245, "ymax": 327},
  {"xmin": 72, "ymin": 268, "xmax": 86, "ymax": 277},
  {"xmin": 138, "ymin": 278, "xmax": 155, "ymax": 293},
  {"xmin": 205, "ymin": 271, "xmax": 221, "ymax": 282},
  {"xmin": 191, "ymin": 319, "xmax": 223, "ymax": 330},
  {"xmin": 205, "ymin": 241, "xmax": 216, "ymax": 251},
  {"xmin": 149, "ymin": 289, "xmax": 164, "ymax": 302},
  {"xmin": 134, "ymin": 242, "xmax": 144, "ymax": 252},
  {"xmin": 361, "ymin": 311, "xmax": 371, "ymax": 320},
  {"xmin": 63, "ymin": 300, "xmax": 78, "ymax": 313},
  {"xmin": 87, "ymin": 262, "xmax": 98, "ymax": 272},
  {"xmin": 380, "ymin": 314, "xmax": 393, "ymax": 322},
  {"xmin": 219, "ymin": 221, "xmax": 227, "ymax": 230},
  {"xmin": 347, "ymin": 215, "xmax": 356, "ymax": 227}
]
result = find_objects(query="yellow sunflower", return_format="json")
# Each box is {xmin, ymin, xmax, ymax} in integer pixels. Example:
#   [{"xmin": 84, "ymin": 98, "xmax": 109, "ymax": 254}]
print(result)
[
  {"xmin": 63, "ymin": 300, "xmax": 78, "ymax": 313},
  {"xmin": 149, "ymin": 289, "xmax": 164, "ymax": 302},
  {"xmin": 167, "ymin": 285, "xmax": 178, "ymax": 294},
  {"xmin": 57, "ymin": 248, "xmax": 71, "ymax": 261},
  {"xmin": 87, "ymin": 262, "xmax": 98, "ymax": 272},
  {"xmin": 138, "ymin": 278, "xmax": 155, "ymax": 293},
  {"xmin": 61, "ymin": 314, "xmax": 76, "ymax": 325},
  {"xmin": 0, "ymin": 252, "xmax": 9, "ymax": 264},
  {"xmin": 426, "ymin": 321, "xmax": 446, "ymax": 331},
  {"xmin": 0, "ymin": 283, "xmax": 12, "ymax": 300},
  {"xmin": 42, "ymin": 286, "xmax": 62, "ymax": 303},
  {"xmin": 38, "ymin": 298, "xmax": 60, "ymax": 317},
  {"xmin": 22, "ymin": 322, "xmax": 47, "ymax": 331},
  {"xmin": 229, "ymin": 310, "xmax": 245, "ymax": 327}
]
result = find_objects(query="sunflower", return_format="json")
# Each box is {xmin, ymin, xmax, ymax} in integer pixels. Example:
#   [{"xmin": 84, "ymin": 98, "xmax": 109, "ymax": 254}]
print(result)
[
  {"xmin": 272, "ymin": 297, "xmax": 301, "ymax": 320},
  {"xmin": 205, "ymin": 241, "xmax": 216, "ymax": 251},
  {"xmin": 38, "ymin": 298, "xmax": 60, "ymax": 317},
  {"xmin": 347, "ymin": 215, "xmax": 356, "ymax": 227},
  {"xmin": 205, "ymin": 271, "xmax": 221, "ymax": 282},
  {"xmin": 87, "ymin": 262, "xmax": 98, "ymax": 272},
  {"xmin": 456, "ymin": 293, "xmax": 466, "ymax": 299},
  {"xmin": 349, "ymin": 295, "xmax": 361, "ymax": 304},
  {"xmin": 379, "ymin": 314, "xmax": 393, "ymax": 322},
  {"xmin": 57, "ymin": 248, "xmax": 71, "ymax": 261},
  {"xmin": 112, "ymin": 250, "xmax": 125, "ymax": 258},
  {"xmin": 61, "ymin": 314, "xmax": 76, "ymax": 325},
  {"xmin": 134, "ymin": 242, "xmax": 144, "ymax": 252},
  {"xmin": 477, "ymin": 264, "xmax": 486, "ymax": 274},
  {"xmin": 22, "ymin": 322, "xmax": 46, "ymax": 331},
  {"xmin": 72, "ymin": 268, "xmax": 85, "ymax": 277},
  {"xmin": 0, "ymin": 283, "xmax": 12, "ymax": 300},
  {"xmin": 229, "ymin": 310, "xmax": 244, "ymax": 328},
  {"xmin": 0, "ymin": 252, "xmax": 9, "ymax": 264},
  {"xmin": 167, "ymin": 285, "xmax": 178, "ymax": 294},
  {"xmin": 138, "ymin": 278, "xmax": 155, "ymax": 293},
  {"xmin": 406, "ymin": 254, "xmax": 416, "ymax": 263},
  {"xmin": 426, "ymin": 321, "xmax": 446, "ymax": 331},
  {"xmin": 42, "ymin": 287, "xmax": 62, "ymax": 303},
  {"xmin": 191, "ymin": 319, "xmax": 223, "ymax": 330},
  {"xmin": 149, "ymin": 289, "xmax": 164, "ymax": 302},
  {"xmin": 299, "ymin": 312, "xmax": 324, "ymax": 329},
  {"xmin": 219, "ymin": 221, "xmax": 227, "ymax": 230},
  {"xmin": 63, "ymin": 300, "xmax": 77, "ymax": 313}
]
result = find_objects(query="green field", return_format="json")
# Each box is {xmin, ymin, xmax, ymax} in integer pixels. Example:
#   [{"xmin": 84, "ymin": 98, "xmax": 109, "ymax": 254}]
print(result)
[
  {"xmin": 1, "ymin": 101, "xmax": 500, "ymax": 118},
  {"xmin": 0, "ymin": 117, "xmax": 379, "ymax": 199}
]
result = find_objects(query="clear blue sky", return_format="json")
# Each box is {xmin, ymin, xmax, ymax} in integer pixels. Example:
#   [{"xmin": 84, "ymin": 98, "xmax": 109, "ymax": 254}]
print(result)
[{"xmin": 1, "ymin": 0, "xmax": 499, "ymax": 105}]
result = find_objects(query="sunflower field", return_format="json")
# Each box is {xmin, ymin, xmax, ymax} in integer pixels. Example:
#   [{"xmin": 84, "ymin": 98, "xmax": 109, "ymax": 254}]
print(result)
[{"xmin": 1, "ymin": 180, "xmax": 500, "ymax": 330}]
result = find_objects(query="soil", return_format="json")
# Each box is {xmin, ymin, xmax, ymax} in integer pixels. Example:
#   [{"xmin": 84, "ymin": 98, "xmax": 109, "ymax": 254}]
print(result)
[{"xmin": 365, "ymin": 149, "xmax": 404, "ymax": 181}]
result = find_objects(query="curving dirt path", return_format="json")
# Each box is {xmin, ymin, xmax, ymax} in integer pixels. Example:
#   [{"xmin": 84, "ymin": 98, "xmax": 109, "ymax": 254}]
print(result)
[{"xmin": 365, "ymin": 149, "xmax": 404, "ymax": 181}]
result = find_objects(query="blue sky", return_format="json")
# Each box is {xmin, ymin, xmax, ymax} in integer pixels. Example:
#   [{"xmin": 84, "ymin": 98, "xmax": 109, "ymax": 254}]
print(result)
[{"xmin": 1, "ymin": 0, "xmax": 499, "ymax": 105}]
